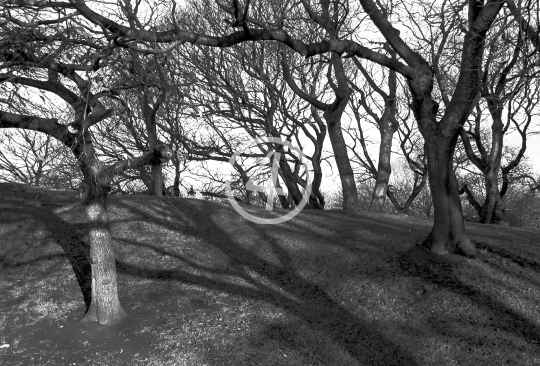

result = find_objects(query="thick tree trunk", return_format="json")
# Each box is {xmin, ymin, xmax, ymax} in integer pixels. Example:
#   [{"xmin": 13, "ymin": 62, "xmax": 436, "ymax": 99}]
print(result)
[
  {"xmin": 309, "ymin": 131, "xmax": 326, "ymax": 209},
  {"xmin": 78, "ymin": 169, "xmax": 127, "ymax": 325},
  {"xmin": 325, "ymin": 112, "xmax": 358, "ymax": 211},
  {"xmin": 402, "ymin": 0, "xmax": 502, "ymax": 257},
  {"xmin": 323, "ymin": 54, "xmax": 358, "ymax": 211},
  {"xmin": 485, "ymin": 105, "xmax": 505, "ymax": 224},
  {"xmin": 74, "ymin": 130, "xmax": 129, "ymax": 324},
  {"xmin": 308, "ymin": 168, "xmax": 325, "ymax": 209},
  {"xmin": 491, "ymin": 194, "xmax": 506, "ymax": 224},
  {"xmin": 480, "ymin": 170, "xmax": 499, "ymax": 223},
  {"xmin": 82, "ymin": 192, "xmax": 127, "ymax": 325},
  {"xmin": 277, "ymin": 152, "xmax": 306, "ymax": 207},
  {"xmin": 287, "ymin": 144, "xmax": 325, "ymax": 209},
  {"xmin": 151, "ymin": 164, "xmax": 163, "ymax": 196},
  {"xmin": 459, "ymin": 172, "xmax": 507, "ymax": 225},
  {"xmin": 369, "ymin": 125, "xmax": 394, "ymax": 212},
  {"xmin": 423, "ymin": 136, "xmax": 476, "ymax": 256}
]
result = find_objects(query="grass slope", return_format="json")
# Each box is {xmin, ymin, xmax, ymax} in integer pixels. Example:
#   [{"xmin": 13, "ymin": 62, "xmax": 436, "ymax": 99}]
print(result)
[{"xmin": 1, "ymin": 183, "xmax": 540, "ymax": 365}]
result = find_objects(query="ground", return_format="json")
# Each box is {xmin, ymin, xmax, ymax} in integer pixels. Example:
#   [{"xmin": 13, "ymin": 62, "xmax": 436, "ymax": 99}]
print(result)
[{"xmin": 1, "ymin": 183, "xmax": 540, "ymax": 365}]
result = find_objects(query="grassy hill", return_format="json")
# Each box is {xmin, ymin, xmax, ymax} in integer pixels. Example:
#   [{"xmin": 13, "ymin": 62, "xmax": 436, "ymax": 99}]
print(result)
[{"xmin": 1, "ymin": 183, "xmax": 540, "ymax": 365}]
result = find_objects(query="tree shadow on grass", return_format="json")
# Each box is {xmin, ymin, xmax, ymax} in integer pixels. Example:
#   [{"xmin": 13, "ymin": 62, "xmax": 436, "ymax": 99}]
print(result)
[
  {"xmin": 0, "ymin": 196, "xmax": 92, "ymax": 309},
  {"xmin": 112, "ymin": 197, "xmax": 419, "ymax": 366},
  {"xmin": 475, "ymin": 241, "xmax": 540, "ymax": 273},
  {"xmin": 398, "ymin": 245, "xmax": 540, "ymax": 348}
]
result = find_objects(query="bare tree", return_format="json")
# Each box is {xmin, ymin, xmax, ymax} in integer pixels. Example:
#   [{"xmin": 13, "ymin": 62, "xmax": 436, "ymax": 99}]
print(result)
[
  {"xmin": 389, "ymin": 112, "xmax": 429, "ymax": 216},
  {"xmin": 41, "ymin": 0, "xmax": 540, "ymax": 256},
  {"xmin": 0, "ymin": 8, "xmax": 172, "ymax": 324},
  {"xmin": 163, "ymin": 36, "xmax": 326, "ymax": 208},
  {"xmin": 457, "ymin": 16, "xmax": 539, "ymax": 224},
  {"xmin": 0, "ymin": 129, "xmax": 67, "ymax": 186},
  {"xmin": 346, "ymin": 50, "xmax": 400, "ymax": 213}
]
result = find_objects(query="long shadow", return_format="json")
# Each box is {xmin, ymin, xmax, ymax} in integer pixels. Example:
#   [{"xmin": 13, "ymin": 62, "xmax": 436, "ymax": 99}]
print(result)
[
  {"xmin": 314, "ymin": 209, "xmax": 432, "ymax": 231},
  {"xmin": 112, "ymin": 197, "xmax": 419, "ymax": 365},
  {"xmin": 0, "ymin": 197, "xmax": 92, "ymax": 308},
  {"xmin": 471, "ymin": 240, "xmax": 540, "ymax": 299},
  {"xmin": 475, "ymin": 241, "xmax": 540, "ymax": 273},
  {"xmin": 130, "ymin": 197, "xmax": 540, "ymax": 350},
  {"xmin": 398, "ymin": 245, "xmax": 540, "ymax": 348}
]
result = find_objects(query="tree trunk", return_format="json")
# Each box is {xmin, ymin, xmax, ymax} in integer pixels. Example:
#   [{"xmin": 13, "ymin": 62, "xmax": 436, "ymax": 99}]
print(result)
[
  {"xmin": 308, "ymin": 168, "xmax": 325, "ymax": 209},
  {"xmin": 173, "ymin": 162, "xmax": 181, "ymax": 197},
  {"xmin": 369, "ymin": 124, "xmax": 394, "ymax": 212},
  {"xmin": 151, "ymin": 164, "xmax": 163, "ymax": 196},
  {"xmin": 460, "ymin": 100, "xmax": 507, "ymax": 225},
  {"xmin": 325, "ymin": 111, "xmax": 358, "ymax": 211},
  {"xmin": 479, "ymin": 170, "xmax": 498, "ymax": 223},
  {"xmin": 323, "ymin": 54, "xmax": 358, "ymax": 211},
  {"xmin": 275, "ymin": 178, "xmax": 290, "ymax": 209},
  {"xmin": 287, "ymin": 191, "xmax": 295, "ymax": 209},
  {"xmin": 74, "ymin": 129, "xmax": 128, "ymax": 324},
  {"xmin": 244, "ymin": 190, "xmax": 252, "ymax": 205},
  {"xmin": 80, "ymin": 178, "xmax": 127, "ymax": 325},
  {"xmin": 140, "ymin": 166, "xmax": 152, "ymax": 193},
  {"xmin": 34, "ymin": 160, "xmax": 44, "ymax": 186},
  {"xmin": 289, "ymin": 151, "xmax": 325, "ymax": 209},
  {"xmin": 309, "ymin": 136, "xmax": 326, "ymax": 209},
  {"xmin": 277, "ymin": 151, "xmax": 306, "ymax": 207},
  {"xmin": 423, "ymin": 136, "xmax": 476, "ymax": 256},
  {"xmin": 460, "ymin": 172, "xmax": 507, "ymax": 225},
  {"xmin": 491, "ymin": 194, "xmax": 506, "ymax": 224}
]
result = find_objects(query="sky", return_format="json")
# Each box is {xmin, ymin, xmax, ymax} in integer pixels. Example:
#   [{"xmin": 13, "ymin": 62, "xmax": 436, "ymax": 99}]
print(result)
[
  {"xmin": 180, "ymin": 112, "xmax": 540, "ymax": 199},
  {"xmin": 2, "ymin": 0, "xmax": 539, "ymax": 198}
]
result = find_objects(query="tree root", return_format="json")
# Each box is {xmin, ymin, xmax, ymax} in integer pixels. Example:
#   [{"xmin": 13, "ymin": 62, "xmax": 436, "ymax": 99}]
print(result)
[
  {"xmin": 457, "ymin": 239, "xmax": 476, "ymax": 257},
  {"xmin": 418, "ymin": 234, "xmax": 476, "ymax": 257}
]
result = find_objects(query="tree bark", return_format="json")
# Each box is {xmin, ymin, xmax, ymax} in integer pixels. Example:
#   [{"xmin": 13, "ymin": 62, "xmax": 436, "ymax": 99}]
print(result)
[
  {"xmin": 81, "ymin": 183, "xmax": 127, "ymax": 325},
  {"xmin": 324, "ymin": 55, "xmax": 358, "ymax": 211},
  {"xmin": 325, "ymin": 110, "xmax": 358, "ymax": 211},
  {"xmin": 173, "ymin": 162, "xmax": 181, "ymax": 197},
  {"xmin": 459, "ymin": 105, "xmax": 507, "ymax": 225},
  {"xmin": 75, "ymin": 139, "xmax": 171, "ymax": 324},
  {"xmin": 491, "ymin": 194, "xmax": 505, "ymax": 224},
  {"xmin": 309, "ymin": 133, "xmax": 326, "ymax": 209},
  {"xmin": 308, "ymin": 168, "xmax": 325, "ymax": 209},
  {"xmin": 483, "ymin": 99, "xmax": 506, "ymax": 224},
  {"xmin": 276, "ymin": 148, "xmax": 306, "ymax": 207},
  {"xmin": 281, "ymin": 51, "xmax": 353, "ymax": 210},
  {"xmin": 480, "ymin": 170, "xmax": 500, "ymax": 223},
  {"xmin": 274, "ymin": 177, "xmax": 289, "ymax": 209},
  {"xmin": 151, "ymin": 164, "xmax": 164, "ymax": 196},
  {"xmin": 423, "ymin": 136, "xmax": 475, "ymax": 256},
  {"xmin": 369, "ymin": 123, "xmax": 394, "ymax": 212},
  {"xmin": 73, "ymin": 136, "xmax": 128, "ymax": 324}
]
